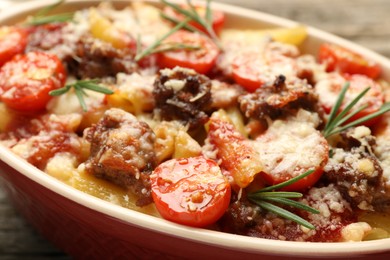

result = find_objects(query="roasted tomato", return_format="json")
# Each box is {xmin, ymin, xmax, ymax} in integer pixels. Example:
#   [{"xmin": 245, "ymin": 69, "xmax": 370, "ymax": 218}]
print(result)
[
  {"xmin": 0, "ymin": 26, "xmax": 28, "ymax": 67},
  {"xmin": 0, "ymin": 51, "xmax": 66, "ymax": 112},
  {"xmin": 150, "ymin": 156, "xmax": 231, "ymax": 227},
  {"xmin": 316, "ymin": 73, "xmax": 385, "ymax": 126},
  {"xmin": 232, "ymin": 50, "xmax": 297, "ymax": 92},
  {"xmin": 158, "ymin": 30, "xmax": 219, "ymax": 74},
  {"xmin": 254, "ymin": 114, "xmax": 329, "ymax": 191},
  {"xmin": 318, "ymin": 43, "xmax": 381, "ymax": 79},
  {"xmin": 163, "ymin": 4, "xmax": 225, "ymax": 35}
]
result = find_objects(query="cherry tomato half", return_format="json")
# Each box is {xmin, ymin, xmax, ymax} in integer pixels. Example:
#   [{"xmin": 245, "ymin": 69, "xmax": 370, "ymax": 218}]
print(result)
[
  {"xmin": 0, "ymin": 26, "xmax": 28, "ymax": 67},
  {"xmin": 318, "ymin": 43, "xmax": 381, "ymax": 79},
  {"xmin": 316, "ymin": 73, "xmax": 384, "ymax": 126},
  {"xmin": 0, "ymin": 51, "xmax": 66, "ymax": 112},
  {"xmin": 164, "ymin": 4, "xmax": 225, "ymax": 35},
  {"xmin": 150, "ymin": 156, "xmax": 231, "ymax": 227},
  {"xmin": 254, "ymin": 119, "xmax": 329, "ymax": 191},
  {"xmin": 158, "ymin": 30, "xmax": 219, "ymax": 74},
  {"xmin": 232, "ymin": 50, "xmax": 297, "ymax": 92}
]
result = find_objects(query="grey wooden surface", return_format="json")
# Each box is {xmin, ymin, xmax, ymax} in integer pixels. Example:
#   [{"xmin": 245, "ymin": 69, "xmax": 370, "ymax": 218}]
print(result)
[{"xmin": 1, "ymin": 0, "xmax": 390, "ymax": 259}]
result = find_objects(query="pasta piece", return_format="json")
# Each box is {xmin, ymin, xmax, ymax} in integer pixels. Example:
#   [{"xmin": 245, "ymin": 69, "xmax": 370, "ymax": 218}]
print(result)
[
  {"xmin": 153, "ymin": 121, "xmax": 177, "ymax": 163},
  {"xmin": 45, "ymin": 152, "xmax": 78, "ymax": 182},
  {"xmin": 106, "ymin": 73, "xmax": 155, "ymax": 115},
  {"xmin": 89, "ymin": 8, "xmax": 132, "ymax": 49},
  {"xmin": 207, "ymin": 114, "xmax": 263, "ymax": 188},
  {"xmin": 153, "ymin": 121, "xmax": 201, "ymax": 162},
  {"xmin": 173, "ymin": 131, "xmax": 202, "ymax": 159}
]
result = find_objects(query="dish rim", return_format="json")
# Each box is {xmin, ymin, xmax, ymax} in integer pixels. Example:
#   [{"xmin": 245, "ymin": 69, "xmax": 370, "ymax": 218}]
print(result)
[{"xmin": 0, "ymin": 0, "xmax": 390, "ymax": 257}]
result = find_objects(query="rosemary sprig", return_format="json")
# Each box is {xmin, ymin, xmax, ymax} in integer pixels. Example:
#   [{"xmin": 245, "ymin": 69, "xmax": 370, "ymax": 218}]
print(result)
[
  {"xmin": 248, "ymin": 169, "xmax": 319, "ymax": 230},
  {"xmin": 323, "ymin": 82, "xmax": 390, "ymax": 138},
  {"xmin": 35, "ymin": 0, "xmax": 66, "ymax": 17},
  {"xmin": 26, "ymin": 13, "xmax": 74, "ymax": 26},
  {"xmin": 160, "ymin": 0, "xmax": 223, "ymax": 49},
  {"xmin": 150, "ymin": 43, "xmax": 201, "ymax": 54},
  {"xmin": 160, "ymin": 12, "xmax": 200, "ymax": 33},
  {"xmin": 25, "ymin": 0, "xmax": 73, "ymax": 26},
  {"xmin": 49, "ymin": 79, "xmax": 114, "ymax": 112},
  {"xmin": 135, "ymin": 17, "xmax": 192, "ymax": 61}
]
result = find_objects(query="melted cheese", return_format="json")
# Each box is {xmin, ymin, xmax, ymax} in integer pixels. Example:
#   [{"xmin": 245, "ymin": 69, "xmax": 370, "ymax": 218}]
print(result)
[{"xmin": 254, "ymin": 110, "xmax": 327, "ymax": 178}]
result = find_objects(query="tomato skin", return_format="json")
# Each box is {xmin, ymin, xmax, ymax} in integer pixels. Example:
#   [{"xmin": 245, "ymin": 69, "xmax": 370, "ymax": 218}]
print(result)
[
  {"xmin": 164, "ymin": 5, "xmax": 225, "ymax": 35},
  {"xmin": 0, "ymin": 51, "xmax": 66, "ymax": 112},
  {"xmin": 317, "ymin": 74, "xmax": 384, "ymax": 126},
  {"xmin": 158, "ymin": 30, "xmax": 219, "ymax": 74},
  {"xmin": 232, "ymin": 50, "xmax": 297, "ymax": 92},
  {"xmin": 318, "ymin": 43, "xmax": 381, "ymax": 79},
  {"xmin": 0, "ymin": 26, "xmax": 28, "ymax": 67},
  {"xmin": 150, "ymin": 156, "xmax": 231, "ymax": 227}
]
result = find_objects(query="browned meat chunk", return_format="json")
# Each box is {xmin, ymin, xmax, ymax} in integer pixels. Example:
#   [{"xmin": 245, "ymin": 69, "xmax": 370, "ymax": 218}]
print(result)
[
  {"xmin": 153, "ymin": 67, "xmax": 212, "ymax": 129},
  {"xmin": 323, "ymin": 127, "xmax": 387, "ymax": 211},
  {"xmin": 68, "ymin": 36, "xmax": 137, "ymax": 79},
  {"xmin": 219, "ymin": 185, "xmax": 356, "ymax": 242},
  {"xmin": 85, "ymin": 108, "xmax": 156, "ymax": 206},
  {"xmin": 238, "ymin": 75, "xmax": 319, "ymax": 121}
]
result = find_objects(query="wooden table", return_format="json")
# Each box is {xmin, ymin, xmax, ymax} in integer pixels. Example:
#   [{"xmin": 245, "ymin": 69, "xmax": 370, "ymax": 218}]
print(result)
[{"xmin": 0, "ymin": 0, "xmax": 389, "ymax": 259}]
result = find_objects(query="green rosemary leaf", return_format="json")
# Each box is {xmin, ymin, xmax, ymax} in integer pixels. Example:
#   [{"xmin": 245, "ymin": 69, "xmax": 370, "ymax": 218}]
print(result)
[
  {"xmin": 324, "ymin": 86, "xmax": 370, "ymax": 137},
  {"xmin": 255, "ymin": 169, "xmax": 315, "ymax": 193},
  {"xmin": 333, "ymin": 87, "xmax": 370, "ymax": 123},
  {"xmin": 151, "ymin": 43, "xmax": 201, "ymax": 54},
  {"xmin": 331, "ymin": 104, "xmax": 368, "ymax": 128},
  {"xmin": 74, "ymin": 85, "xmax": 88, "ymax": 112},
  {"xmin": 162, "ymin": 0, "xmax": 199, "ymax": 24},
  {"xmin": 251, "ymin": 200, "xmax": 315, "ymax": 230},
  {"xmin": 323, "ymin": 82, "xmax": 350, "ymax": 136},
  {"xmin": 260, "ymin": 197, "xmax": 320, "ymax": 214},
  {"xmin": 247, "ymin": 171, "xmax": 317, "ymax": 228},
  {"xmin": 48, "ymin": 85, "xmax": 71, "ymax": 96},
  {"xmin": 160, "ymin": 0, "xmax": 222, "ymax": 50},
  {"xmin": 329, "ymin": 149, "xmax": 334, "ymax": 158},
  {"xmin": 35, "ymin": 0, "xmax": 65, "ymax": 17},
  {"xmin": 186, "ymin": 0, "xmax": 200, "ymax": 20},
  {"xmin": 323, "ymin": 81, "xmax": 390, "ymax": 137},
  {"xmin": 249, "ymin": 191, "xmax": 302, "ymax": 199},
  {"xmin": 333, "ymin": 102, "xmax": 390, "ymax": 134},
  {"xmin": 76, "ymin": 80, "xmax": 114, "ymax": 95},
  {"xmin": 25, "ymin": 0, "xmax": 72, "ymax": 26},
  {"xmin": 205, "ymin": 0, "xmax": 212, "ymax": 24},
  {"xmin": 26, "ymin": 13, "xmax": 74, "ymax": 26},
  {"xmin": 135, "ymin": 17, "xmax": 191, "ymax": 61},
  {"xmin": 160, "ymin": 12, "xmax": 200, "ymax": 33},
  {"xmin": 324, "ymin": 104, "xmax": 368, "ymax": 137},
  {"xmin": 49, "ymin": 79, "xmax": 113, "ymax": 111}
]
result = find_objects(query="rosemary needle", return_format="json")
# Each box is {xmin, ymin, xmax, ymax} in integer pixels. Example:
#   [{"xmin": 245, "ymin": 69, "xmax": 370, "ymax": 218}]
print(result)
[
  {"xmin": 26, "ymin": 13, "xmax": 74, "ymax": 26},
  {"xmin": 135, "ymin": 17, "xmax": 191, "ymax": 61},
  {"xmin": 49, "ymin": 79, "xmax": 114, "ymax": 112},
  {"xmin": 160, "ymin": 0, "xmax": 223, "ymax": 49},
  {"xmin": 25, "ymin": 0, "xmax": 73, "ymax": 26},
  {"xmin": 248, "ymin": 169, "xmax": 319, "ymax": 230},
  {"xmin": 323, "ymin": 82, "xmax": 390, "ymax": 138}
]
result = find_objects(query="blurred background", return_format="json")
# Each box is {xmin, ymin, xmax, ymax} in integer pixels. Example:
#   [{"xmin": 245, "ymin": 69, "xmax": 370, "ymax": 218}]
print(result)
[{"xmin": 0, "ymin": 0, "xmax": 389, "ymax": 259}]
